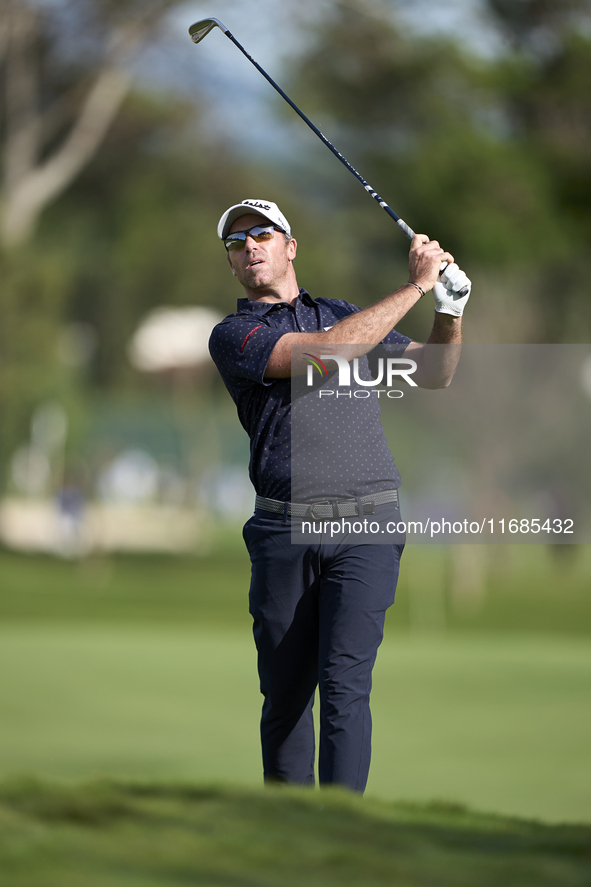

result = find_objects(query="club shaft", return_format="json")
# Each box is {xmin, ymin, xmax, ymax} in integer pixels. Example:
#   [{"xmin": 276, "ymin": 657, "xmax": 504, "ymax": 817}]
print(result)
[{"xmin": 223, "ymin": 29, "xmax": 415, "ymax": 241}]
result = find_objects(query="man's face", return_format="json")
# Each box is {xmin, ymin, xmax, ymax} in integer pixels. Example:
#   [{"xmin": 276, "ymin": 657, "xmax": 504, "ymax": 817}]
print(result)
[{"xmin": 226, "ymin": 213, "xmax": 297, "ymax": 291}]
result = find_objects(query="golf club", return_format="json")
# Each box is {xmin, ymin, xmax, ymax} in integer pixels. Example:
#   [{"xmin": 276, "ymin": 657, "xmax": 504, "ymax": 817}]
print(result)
[{"xmin": 189, "ymin": 17, "xmax": 469, "ymax": 295}]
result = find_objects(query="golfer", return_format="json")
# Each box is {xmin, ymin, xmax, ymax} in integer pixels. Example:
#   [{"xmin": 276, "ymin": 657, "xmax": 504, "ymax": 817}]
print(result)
[{"xmin": 209, "ymin": 199, "xmax": 471, "ymax": 792}]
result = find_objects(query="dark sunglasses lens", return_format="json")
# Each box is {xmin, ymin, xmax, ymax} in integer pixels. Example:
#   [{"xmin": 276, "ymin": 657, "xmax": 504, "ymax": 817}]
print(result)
[
  {"xmin": 224, "ymin": 225, "xmax": 276, "ymax": 251},
  {"xmin": 225, "ymin": 235, "xmax": 245, "ymax": 251},
  {"xmin": 250, "ymin": 226, "xmax": 275, "ymax": 242}
]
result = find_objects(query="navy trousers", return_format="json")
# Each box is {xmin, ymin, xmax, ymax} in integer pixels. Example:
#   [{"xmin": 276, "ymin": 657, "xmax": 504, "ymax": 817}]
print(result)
[{"xmin": 243, "ymin": 509, "xmax": 403, "ymax": 793}]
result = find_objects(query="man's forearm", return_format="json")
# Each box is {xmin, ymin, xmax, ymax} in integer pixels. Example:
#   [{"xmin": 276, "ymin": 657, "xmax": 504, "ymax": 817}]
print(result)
[
  {"xmin": 264, "ymin": 234, "xmax": 455, "ymax": 378},
  {"xmin": 324, "ymin": 283, "xmax": 422, "ymax": 349},
  {"xmin": 427, "ymin": 312, "xmax": 462, "ymax": 345},
  {"xmin": 265, "ymin": 283, "xmax": 423, "ymax": 378},
  {"xmin": 406, "ymin": 313, "xmax": 462, "ymax": 389}
]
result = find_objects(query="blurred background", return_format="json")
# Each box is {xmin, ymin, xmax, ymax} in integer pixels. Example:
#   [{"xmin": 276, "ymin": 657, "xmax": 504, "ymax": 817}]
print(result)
[{"xmin": 0, "ymin": 0, "xmax": 590, "ymax": 824}]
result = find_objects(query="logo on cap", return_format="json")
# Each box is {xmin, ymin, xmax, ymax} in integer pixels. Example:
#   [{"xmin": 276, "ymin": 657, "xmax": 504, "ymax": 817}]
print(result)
[{"xmin": 243, "ymin": 200, "xmax": 271, "ymax": 210}]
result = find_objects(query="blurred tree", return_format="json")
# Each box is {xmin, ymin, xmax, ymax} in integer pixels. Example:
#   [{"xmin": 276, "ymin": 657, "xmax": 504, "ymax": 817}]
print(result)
[
  {"xmin": 482, "ymin": 0, "xmax": 591, "ymax": 338},
  {"xmin": 0, "ymin": 0, "xmax": 176, "ymax": 249},
  {"xmin": 50, "ymin": 89, "xmax": 287, "ymax": 388},
  {"xmin": 284, "ymin": 0, "xmax": 591, "ymax": 341},
  {"xmin": 0, "ymin": 0, "xmax": 178, "ymax": 483},
  {"xmin": 484, "ymin": 0, "xmax": 591, "ymax": 51},
  {"xmin": 0, "ymin": 84, "xmax": 266, "ymax": 474},
  {"xmin": 0, "ymin": 42, "xmax": 348, "ymax": 478}
]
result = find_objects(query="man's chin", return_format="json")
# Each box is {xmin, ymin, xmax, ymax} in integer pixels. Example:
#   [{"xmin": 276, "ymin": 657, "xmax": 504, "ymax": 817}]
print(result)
[{"xmin": 244, "ymin": 272, "xmax": 272, "ymax": 289}]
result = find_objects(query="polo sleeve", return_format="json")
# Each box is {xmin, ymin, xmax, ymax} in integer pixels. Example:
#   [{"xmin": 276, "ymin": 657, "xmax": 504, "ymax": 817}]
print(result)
[
  {"xmin": 380, "ymin": 328, "xmax": 412, "ymax": 348},
  {"xmin": 367, "ymin": 327, "xmax": 413, "ymax": 377},
  {"xmin": 209, "ymin": 317, "xmax": 286, "ymax": 385}
]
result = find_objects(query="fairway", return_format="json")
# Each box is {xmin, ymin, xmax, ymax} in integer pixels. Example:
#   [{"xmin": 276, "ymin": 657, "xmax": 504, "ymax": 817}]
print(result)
[{"xmin": 1, "ymin": 625, "xmax": 589, "ymax": 824}]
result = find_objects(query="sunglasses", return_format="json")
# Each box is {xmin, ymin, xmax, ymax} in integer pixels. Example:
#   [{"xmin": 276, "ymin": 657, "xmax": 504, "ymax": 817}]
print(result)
[{"xmin": 224, "ymin": 224, "xmax": 284, "ymax": 252}]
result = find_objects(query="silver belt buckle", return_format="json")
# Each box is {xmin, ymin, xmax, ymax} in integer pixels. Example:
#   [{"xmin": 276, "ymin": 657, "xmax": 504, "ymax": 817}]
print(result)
[{"xmin": 309, "ymin": 500, "xmax": 332, "ymax": 520}]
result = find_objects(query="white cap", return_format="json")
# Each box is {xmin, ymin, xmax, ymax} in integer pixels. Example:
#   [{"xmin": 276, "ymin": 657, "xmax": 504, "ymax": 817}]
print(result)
[{"xmin": 217, "ymin": 199, "xmax": 291, "ymax": 240}]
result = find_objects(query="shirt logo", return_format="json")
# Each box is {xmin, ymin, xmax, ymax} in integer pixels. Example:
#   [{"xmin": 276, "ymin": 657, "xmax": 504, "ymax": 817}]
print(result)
[{"xmin": 240, "ymin": 325, "xmax": 264, "ymax": 352}]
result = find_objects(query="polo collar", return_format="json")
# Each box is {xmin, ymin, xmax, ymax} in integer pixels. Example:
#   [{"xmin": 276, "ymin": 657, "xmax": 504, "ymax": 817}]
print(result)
[{"xmin": 236, "ymin": 288, "xmax": 314, "ymax": 314}]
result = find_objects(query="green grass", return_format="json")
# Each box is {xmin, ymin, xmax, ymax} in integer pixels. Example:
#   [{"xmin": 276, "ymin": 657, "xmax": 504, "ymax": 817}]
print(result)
[
  {"xmin": 0, "ymin": 544, "xmax": 590, "ymax": 828},
  {"xmin": 0, "ymin": 543, "xmax": 590, "ymax": 633},
  {"xmin": 0, "ymin": 548, "xmax": 252, "ymax": 627},
  {"xmin": 1, "ymin": 779, "xmax": 590, "ymax": 887},
  {"xmin": 0, "ymin": 626, "xmax": 589, "ymax": 823}
]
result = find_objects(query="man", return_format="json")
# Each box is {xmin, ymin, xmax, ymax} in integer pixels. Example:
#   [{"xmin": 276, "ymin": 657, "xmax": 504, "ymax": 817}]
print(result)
[{"xmin": 209, "ymin": 198, "xmax": 470, "ymax": 792}]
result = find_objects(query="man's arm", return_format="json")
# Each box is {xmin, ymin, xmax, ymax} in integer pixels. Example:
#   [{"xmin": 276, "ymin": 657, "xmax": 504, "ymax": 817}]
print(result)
[
  {"xmin": 264, "ymin": 234, "xmax": 453, "ymax": 379},
  {"xmin": 403, "ymin": 314, "xmax": 462, "ymax": 390},
  {"xmin": 403, "ymin": 259, "xmax": 473, "ymax": 387}
]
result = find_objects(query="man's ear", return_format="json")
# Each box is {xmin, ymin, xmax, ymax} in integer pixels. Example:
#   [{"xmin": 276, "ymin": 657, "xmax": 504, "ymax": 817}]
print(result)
[
  {"xmin": 228, "ymin": 255, "xmax": 237, "ymax": 276},
  {"xmin": 287, "ymin": 237, "xmax": 297, "ymax": 263}
]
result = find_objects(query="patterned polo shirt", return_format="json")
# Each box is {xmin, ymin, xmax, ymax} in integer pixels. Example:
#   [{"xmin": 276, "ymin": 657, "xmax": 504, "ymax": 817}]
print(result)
[{"xmin": 208, "ymin": 288, "xmax": 411, "ymax": 502}]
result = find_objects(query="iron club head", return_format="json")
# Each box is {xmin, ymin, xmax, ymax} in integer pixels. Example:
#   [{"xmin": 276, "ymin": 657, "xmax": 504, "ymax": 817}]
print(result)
[{"xmin": 188, "ymin": 18, "xmax": 229, "ymax": 44}]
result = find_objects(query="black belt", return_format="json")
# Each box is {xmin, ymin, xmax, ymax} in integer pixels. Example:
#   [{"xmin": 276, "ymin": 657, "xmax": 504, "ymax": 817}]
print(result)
[{"xmin": 255, "ymin": 490, "xmax": 399, "ymax": 520}]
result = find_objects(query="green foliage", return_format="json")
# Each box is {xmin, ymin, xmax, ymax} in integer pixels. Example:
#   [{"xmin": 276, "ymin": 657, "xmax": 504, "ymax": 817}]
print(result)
[
  {"xmin": 0, "ymin": 246, "xmax": 75, "ymax": 469},
  {"xmin": 0, "ymin": 87, "xmax": 310, "ymax": 477},
  {"xmin": 484, "ymin": 0, "xmax": 591, "ymax": 49},
  {"xmin": 287, "ymin": 2, "xmax": 591, "ymax": 340},
  {"xmin": 0, "ymin": 779, "xmax": 589, "ymax": 886},
  {"xmin": 37, "ymin": 89, "xmax": 362, "ymax": 388},
  {"xmin": 41, "ymin": 92, "xmax": 259, "ymax": 387}
]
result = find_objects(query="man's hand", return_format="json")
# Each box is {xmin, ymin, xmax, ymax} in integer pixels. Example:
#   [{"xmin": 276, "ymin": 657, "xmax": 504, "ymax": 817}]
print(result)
[
  {"xmin": 434, "ymin": 265, "xmax": 472, "ymax": 316},
  {"xmin": 408, "ymin": 234, "xmax": 454, "ymax": 294}
]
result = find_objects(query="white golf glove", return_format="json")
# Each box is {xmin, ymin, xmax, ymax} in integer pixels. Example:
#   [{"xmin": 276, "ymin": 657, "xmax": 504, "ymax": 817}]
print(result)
[{"xmin": 434, "ymin": 263, "xmax": 471, "ymax": 317}]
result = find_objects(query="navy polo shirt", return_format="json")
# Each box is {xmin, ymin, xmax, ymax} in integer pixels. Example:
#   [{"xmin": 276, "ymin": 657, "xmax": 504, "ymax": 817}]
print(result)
[{"xmin": 208, "ymin": 288, "xmax": 411, "ymax": 502}]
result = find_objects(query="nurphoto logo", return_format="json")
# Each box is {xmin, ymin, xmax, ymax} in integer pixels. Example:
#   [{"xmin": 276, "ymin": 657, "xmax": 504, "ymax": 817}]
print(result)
[{"xmin": 305, "ymin": 354, "xmax": 418, "ymax": 398}]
